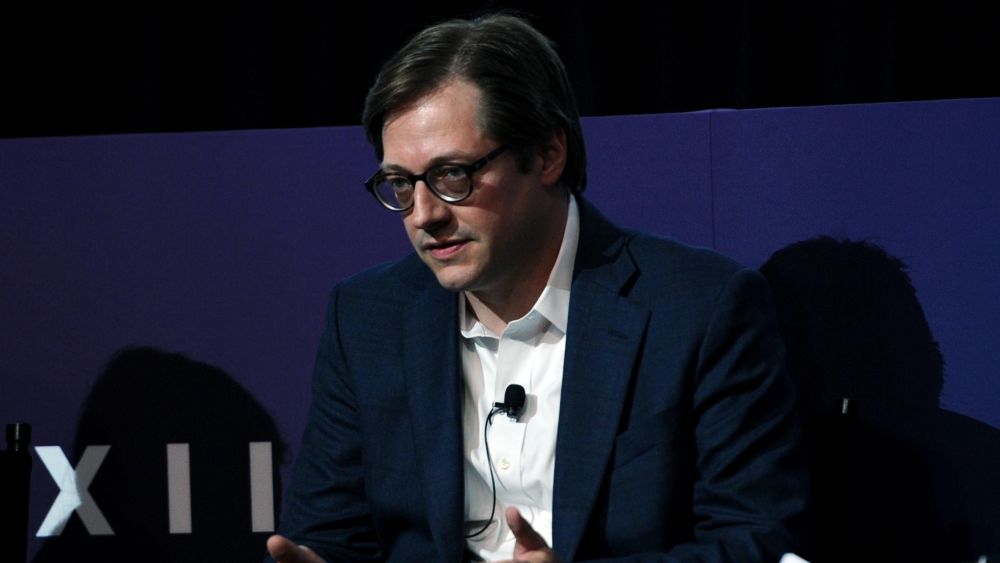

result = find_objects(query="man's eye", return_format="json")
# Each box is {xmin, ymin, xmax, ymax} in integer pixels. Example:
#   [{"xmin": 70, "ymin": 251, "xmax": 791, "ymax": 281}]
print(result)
[
  {"xmin": 437, "ymin": 166, "xmax": 467, "ymax": 181},
  {"xmin": 386, "ymin": 176, "xmax": 411, "ymax": 190}
]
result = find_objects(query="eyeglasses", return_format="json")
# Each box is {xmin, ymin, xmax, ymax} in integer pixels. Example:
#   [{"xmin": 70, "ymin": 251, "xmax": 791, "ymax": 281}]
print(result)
[{"xmin": 364, "ymin": 145, "xmax": 508, "ymax": 212}]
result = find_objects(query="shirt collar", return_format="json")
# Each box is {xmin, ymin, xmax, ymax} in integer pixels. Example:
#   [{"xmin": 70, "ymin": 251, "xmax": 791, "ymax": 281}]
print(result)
[{"xmin": 459, "ymin": 195, "xmax": 579, "ymax": 338}]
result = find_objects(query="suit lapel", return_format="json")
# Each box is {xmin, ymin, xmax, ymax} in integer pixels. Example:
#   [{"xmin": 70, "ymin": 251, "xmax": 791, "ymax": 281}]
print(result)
[
  {"xmin": 396, "ymin": 201, "xmax": 648, "ymax": 561},
  {"xmin": 403, "ymin": 279, "xmax": 465, "ymax": 562},
  {"xmin": 552, "ymin": 201, "xmax": 650, "ymax": 561}
]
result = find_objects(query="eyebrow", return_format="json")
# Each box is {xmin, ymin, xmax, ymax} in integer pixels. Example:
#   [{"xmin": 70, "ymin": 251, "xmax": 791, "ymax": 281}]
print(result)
[{"xmin": 380, "ymin": 150, "xmax": 481, "ymax": 174}]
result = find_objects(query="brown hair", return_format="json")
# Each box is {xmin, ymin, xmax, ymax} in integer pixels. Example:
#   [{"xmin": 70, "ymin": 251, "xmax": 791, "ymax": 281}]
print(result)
[{"xmin": 362, "ymin": 14, "xmax": 587, "ymax": 193}]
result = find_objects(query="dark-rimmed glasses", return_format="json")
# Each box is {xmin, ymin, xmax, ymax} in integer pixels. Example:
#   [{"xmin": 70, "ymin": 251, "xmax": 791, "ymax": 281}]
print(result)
[{"xmin": 364, "ymin": 145, "xmax": 508, "ymax": 212}]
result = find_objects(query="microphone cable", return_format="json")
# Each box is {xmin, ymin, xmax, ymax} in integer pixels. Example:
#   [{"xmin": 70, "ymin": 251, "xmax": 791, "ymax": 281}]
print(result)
[
  {"xmin": 465, "ymin": 384, "xmax": 526, "ymax": 539},
  {"xmin": 464, "ymin": 405, "xmax": 502, "ymax": 539}
]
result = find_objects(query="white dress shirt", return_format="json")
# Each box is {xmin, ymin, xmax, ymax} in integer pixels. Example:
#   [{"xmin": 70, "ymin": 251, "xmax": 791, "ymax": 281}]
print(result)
[{"xmin": 460, "ymin": 196, "xmax": 579, "ymax": 560}]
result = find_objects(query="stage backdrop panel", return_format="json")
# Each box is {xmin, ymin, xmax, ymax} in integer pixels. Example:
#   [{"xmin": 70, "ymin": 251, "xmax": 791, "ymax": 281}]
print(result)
[
  {"xmin": 1, "ymin": 97, "xmax": 997, "ymax": 559},
  {"xmin": 710, "ymin": 99, "xmax": 1000, "ymax": 429}
]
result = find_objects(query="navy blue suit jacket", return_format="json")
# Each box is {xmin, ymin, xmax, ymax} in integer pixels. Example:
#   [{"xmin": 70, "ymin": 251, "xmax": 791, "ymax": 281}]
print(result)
[{"xmin": 275, "ymin": 199, "xmax": 809, "ymax": 562}]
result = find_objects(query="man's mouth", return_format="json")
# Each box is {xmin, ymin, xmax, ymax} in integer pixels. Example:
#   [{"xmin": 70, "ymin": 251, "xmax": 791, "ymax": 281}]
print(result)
[{"xmin": 425, "ymin": 239, "xmax": 468, "ymax": 260}]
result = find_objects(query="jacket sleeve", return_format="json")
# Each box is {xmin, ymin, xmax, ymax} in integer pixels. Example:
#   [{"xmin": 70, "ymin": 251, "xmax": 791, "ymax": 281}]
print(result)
[
  {"xmin": 585, "ymin": 269, "xmax": 811, "ymax": 562},
  {"xmin": 268, "ymin": 286, "xmax": 384, "ymax": 562},
  {"xmin": 682, "ymin": 268, "xmax": 810, "ymax": 560}
]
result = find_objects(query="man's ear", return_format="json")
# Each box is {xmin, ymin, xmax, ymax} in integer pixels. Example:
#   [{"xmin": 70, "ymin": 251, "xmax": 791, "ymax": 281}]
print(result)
[{"xmin": 538, "ymin": 129, "xmax": 567, "ymax": 187}]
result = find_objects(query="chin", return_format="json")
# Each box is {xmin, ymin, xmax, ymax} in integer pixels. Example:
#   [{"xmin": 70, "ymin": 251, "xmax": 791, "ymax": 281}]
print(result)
[
  {"xmin": 430, "ymin": 269, "xmax": 477, "ymax": 293},
  {"xmin": 421, "ymin": 254, "xmax": 489, "ymax": 294}
]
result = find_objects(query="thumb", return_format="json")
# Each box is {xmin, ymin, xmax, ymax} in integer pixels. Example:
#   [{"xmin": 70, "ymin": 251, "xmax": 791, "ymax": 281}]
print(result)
[
  {"xmin": 266, "ymin": 534, "xmax": 327, "ymax": 563},
  {"xmin": 505, "ymin": 507, "xmax": 549, "ymax": 553}
]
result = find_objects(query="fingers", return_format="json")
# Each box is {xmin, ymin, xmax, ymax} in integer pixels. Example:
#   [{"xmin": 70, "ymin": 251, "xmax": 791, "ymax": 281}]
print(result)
[
  {"xmin": 505, "ymin": 507, "xmax": 549, "ymax": 552},
  {"xmin": 266, "ymin": 535, "xmax": 327, "ymax": 563}
]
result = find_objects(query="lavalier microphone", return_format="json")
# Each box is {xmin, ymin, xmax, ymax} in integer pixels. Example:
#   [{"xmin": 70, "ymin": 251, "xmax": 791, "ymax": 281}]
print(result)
[
  {"xmin": 464, "ymin": 383, "xmax": 527, "ymax": 539},
  {"xmin": 494, "ymin": 384, "xmax": 526, "ymax": 420}
]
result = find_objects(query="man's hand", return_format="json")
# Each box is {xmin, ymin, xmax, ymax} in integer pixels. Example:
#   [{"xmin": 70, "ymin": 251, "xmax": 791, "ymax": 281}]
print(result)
[
  {"xmin": 266, "ymin": 534, "xmax": 327, "ymax": 563},
  {"xmin": 501, "ymin": 507, "xmax": 562, "ymax": 563}
]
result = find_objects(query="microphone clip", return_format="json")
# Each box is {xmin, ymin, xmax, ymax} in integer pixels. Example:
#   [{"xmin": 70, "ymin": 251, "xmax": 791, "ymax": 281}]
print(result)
[{"xmin": 493, "ymin": 384, "xmax": 526, "ymax": 421}]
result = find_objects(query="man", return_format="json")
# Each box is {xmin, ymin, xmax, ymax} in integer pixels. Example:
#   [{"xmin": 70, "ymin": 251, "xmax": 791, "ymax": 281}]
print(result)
[{"xmin": 268, "ymin": 14, "xmax": 808, "ymax": 563}]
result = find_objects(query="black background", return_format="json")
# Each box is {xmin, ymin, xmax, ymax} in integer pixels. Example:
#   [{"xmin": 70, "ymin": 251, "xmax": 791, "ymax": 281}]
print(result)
[{"xmin": 2, "ymin": 0, "xmax": 999, "ymax": 138}]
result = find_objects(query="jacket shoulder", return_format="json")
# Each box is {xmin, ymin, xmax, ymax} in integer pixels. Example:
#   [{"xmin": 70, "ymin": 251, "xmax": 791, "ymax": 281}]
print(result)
[
  {"xmin": 335, "ymin": 253, "xmax": 432, "ymax": 298},
  {"xmin": 618, "ymin": 231, "xmax": 775, "ymax": 319},
  {"xmin": 626, "ymin": 231, "xmax": 744, "ymax": 281}
]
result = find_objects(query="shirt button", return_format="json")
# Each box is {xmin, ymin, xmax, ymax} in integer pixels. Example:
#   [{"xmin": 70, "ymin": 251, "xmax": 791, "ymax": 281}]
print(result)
[{"xmin": 498, "ymin": 457, "xmax": 511, "ymax": 471}]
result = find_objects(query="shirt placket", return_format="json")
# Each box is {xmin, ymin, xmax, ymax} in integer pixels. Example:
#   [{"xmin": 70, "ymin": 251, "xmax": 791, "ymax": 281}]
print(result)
[{"xmin": 491, "ymin": 330, "xmax": 530, "ymax": 502}]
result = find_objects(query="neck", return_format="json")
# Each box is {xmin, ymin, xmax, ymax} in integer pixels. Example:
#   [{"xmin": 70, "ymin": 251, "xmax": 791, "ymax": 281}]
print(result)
[
  {"xmin": 465, "ymin": 291, "xmax": 513, "ymax": 336},
  {"xmin": 467, "ymin": 193, "xmax": 570, "ymax": 334}
]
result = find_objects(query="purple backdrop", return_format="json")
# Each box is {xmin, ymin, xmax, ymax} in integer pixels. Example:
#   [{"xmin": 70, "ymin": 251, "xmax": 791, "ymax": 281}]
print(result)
[{"xmin": 2, "ymin": 98, "xmax": 998, "ymax": 557}]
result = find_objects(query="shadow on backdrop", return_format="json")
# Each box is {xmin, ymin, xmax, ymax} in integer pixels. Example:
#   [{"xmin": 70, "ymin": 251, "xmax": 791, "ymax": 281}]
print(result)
[
  {"xmin": 761, "ymin": 237, "xmax": 1000, "ymax": 563},
  {"xmin": 33, "ymin": 347, "xmax": 286, "ymax": 563}
]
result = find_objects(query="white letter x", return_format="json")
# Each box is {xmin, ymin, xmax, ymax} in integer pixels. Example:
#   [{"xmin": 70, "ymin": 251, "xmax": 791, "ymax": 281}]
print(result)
[{"xmin": 36, "ymin": 445, "xmax": 114, "ymax": 537}]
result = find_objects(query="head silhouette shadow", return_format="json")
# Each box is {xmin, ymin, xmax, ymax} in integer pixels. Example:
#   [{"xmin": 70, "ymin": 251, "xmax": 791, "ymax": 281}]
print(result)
[
  {"xmin": 761, "ymin": 237, "xmax": 1000, "ymax": 562},
  {"xmin": 33, "ymin": 346, "xmax": 286, "ymax": 563}
]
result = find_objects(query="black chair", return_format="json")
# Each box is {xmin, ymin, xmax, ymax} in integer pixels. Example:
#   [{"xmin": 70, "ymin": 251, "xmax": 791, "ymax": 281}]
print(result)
[{"xmin": 0, "ymin": 422, "xmax": 32, "ymax": 563}]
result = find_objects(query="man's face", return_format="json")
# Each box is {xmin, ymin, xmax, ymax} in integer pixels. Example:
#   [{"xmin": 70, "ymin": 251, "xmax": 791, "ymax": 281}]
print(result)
[{"xmin": 381, "ymin": 80, "xmax": 565, "ymax": 302}]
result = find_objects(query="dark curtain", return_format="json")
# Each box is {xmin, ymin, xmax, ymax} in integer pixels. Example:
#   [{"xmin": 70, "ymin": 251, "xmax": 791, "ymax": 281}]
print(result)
[{"xmin": 2, "ymin": 0, "xmax": 998, "ymax": 138}]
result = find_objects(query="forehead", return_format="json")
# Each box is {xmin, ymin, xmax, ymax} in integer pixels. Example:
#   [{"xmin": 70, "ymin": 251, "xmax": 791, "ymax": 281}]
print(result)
[{"xmin": 381, "ymin": 80, "xmax": 489, "ymax": 165}]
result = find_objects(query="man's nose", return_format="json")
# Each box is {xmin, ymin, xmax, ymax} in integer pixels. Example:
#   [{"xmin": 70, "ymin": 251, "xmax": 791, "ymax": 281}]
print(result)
[{"xmin": 408, "ymin": 181, "xmax": 451, "ymax": 230}]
